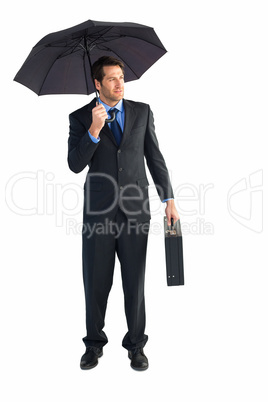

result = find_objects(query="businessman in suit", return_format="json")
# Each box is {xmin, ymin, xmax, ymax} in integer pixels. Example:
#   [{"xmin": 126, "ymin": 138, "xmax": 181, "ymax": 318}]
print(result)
[{"xmin": 68, "ymin": 56, "xmax": 179, "ymax": 370}]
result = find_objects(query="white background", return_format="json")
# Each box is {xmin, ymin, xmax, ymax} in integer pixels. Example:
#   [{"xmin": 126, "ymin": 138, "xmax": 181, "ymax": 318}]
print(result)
[{"xmin": 1, "ymin": 1, "xmax": 267, "ymax": 400}]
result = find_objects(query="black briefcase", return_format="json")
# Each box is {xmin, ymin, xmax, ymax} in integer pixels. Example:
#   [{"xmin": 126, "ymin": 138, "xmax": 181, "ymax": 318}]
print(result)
[{"xmin": 164, "ymin": 217, "xmax": 184, "ymax": 286}]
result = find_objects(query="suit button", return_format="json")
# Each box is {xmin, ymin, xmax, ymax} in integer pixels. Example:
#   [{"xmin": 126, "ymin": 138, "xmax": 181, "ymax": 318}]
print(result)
[
  {"xmin": 119, "ymin": 168, "xmax": 123, "ymax": 172},
  {"xmin": 120, "ymin": 186, "xmax": 123, "ymax": 190},
  {"xmin": 118, "ymin": 149, "xmax": 121, "ymax": 153}
]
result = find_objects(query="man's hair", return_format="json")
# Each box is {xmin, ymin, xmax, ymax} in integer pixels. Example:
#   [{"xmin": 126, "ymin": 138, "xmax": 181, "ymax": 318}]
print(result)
[{"xmin": 91, "ymin": 56, "xmax": 125, "ymax": 84}]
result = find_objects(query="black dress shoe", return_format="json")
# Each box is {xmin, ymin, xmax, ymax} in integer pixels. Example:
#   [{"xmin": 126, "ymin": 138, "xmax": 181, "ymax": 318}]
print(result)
[
  {"xmin": 80, "ymin": 347, "xmax": 103, "ymax": 370},
  {"xmin": 128, "ymin": 348, "xmax": 149, "ymax": 371}
]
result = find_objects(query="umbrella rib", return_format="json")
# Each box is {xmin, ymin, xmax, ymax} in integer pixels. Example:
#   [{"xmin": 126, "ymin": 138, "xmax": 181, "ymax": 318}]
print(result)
[
  {"xmin": 83, "ymin": 51, "xmax": 89, "ymax": 94},
  {"xmin": 125, "ymin": 33, "xmax": 166, "ymax": 50},
  {"xmin": 54, "ymin": 30, "xmax": 116, "ymax": 58},
  {"xmin": 86, "ymin": 26, "xmax": 114, "ymax": 50},
  {"xmin": 54, "ymin": 37, "xmax": 85, "ymax": 58}
]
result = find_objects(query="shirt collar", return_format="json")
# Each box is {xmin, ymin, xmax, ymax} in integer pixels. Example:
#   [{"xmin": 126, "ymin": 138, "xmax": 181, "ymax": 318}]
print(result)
[{"xmin": 98, "ymin": 98, "xmax": 124, "ymax": 113}]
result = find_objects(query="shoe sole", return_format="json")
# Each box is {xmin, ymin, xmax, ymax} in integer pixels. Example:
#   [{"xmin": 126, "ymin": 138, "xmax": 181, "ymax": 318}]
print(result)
[
  {"xmin": 130, "ymin": 364, "xmax": 149, "ymax": 371},
  {"xmin": 80, "ymin": 361, "xmax": 98, "ymax": 370}
]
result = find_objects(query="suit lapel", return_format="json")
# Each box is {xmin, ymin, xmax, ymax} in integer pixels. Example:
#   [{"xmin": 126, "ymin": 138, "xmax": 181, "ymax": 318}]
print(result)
[
  {"xmin": 102, "ymin": 123, "xmax": 118, "ymax": 147},
  {"xmin": 120, "ymin": 99, "xmax": 136, "ymax": 147}
]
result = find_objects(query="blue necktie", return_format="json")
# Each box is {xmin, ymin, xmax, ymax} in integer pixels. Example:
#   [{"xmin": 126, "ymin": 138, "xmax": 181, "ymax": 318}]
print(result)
[{"xmin": 109, "ymin": 108, "xmax": 122, "ymax": 145}]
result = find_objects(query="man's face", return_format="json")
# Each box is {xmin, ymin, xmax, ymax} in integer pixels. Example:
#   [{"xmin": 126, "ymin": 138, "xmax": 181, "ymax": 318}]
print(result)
[{"xmin": 95, "ymin": 65, "xmax": 124, "ymax": 106}]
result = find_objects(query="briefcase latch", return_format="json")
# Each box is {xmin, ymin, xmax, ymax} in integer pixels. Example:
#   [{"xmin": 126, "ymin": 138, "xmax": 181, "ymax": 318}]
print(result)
[
  {"xmin": 165, "ymin": 218, "xmax": 177, "ymax": 236},
  {"xmin": 165, "ymin": 228, "xmax": 177, "ymax": 236}
]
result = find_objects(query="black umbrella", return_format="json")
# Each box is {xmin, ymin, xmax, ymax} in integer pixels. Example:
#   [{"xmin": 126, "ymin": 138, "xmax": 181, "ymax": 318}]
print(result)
[{"xmin": 14, "ymin": 19, "xmax": 167, "ymax": 98}]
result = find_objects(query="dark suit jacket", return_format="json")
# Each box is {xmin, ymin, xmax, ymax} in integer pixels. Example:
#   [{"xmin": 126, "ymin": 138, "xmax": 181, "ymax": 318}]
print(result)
[{"xmin": 68, "ymin": 98, "xmax": 174, "ymax": 223}]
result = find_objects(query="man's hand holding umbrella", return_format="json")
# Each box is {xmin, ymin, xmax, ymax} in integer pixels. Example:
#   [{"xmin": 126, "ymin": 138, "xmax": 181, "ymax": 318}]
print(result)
[{"xmin": 89, "ymin": 103, "xmax": 108, "ymax": 139}]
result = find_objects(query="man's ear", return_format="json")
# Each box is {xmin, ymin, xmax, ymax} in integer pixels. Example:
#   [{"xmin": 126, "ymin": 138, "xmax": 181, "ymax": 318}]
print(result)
[{"xmin": 95, "ymin": 79, "xmax": 101, "ymax": 91}]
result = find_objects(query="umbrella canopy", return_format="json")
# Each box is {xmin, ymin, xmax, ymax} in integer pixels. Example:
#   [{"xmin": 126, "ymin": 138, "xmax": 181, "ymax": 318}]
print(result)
[{"xmin": 14, "ymin": 19, "xmax": 167, "ymax": 96}]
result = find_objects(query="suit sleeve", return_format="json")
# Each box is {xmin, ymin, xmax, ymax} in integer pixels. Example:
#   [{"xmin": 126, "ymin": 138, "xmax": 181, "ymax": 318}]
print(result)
[
  {"xmin": 68, "ymin": 113, "xmax": 99, "ymax": 174},
  {"xmin": 144, "ymin": 106, "xmax": 174, "ymax": 202}
]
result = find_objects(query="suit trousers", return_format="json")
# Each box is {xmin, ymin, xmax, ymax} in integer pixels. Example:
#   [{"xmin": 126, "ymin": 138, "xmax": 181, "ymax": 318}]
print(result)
[{"xmin": 82, "ymin": 208, "xmax": 150, "ymax": 351}]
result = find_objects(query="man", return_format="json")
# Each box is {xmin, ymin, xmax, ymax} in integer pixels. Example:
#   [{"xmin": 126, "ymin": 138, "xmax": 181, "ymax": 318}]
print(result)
[{"xmin": 68, "ymin": 56, "xmax": 179, "ymax": 371}]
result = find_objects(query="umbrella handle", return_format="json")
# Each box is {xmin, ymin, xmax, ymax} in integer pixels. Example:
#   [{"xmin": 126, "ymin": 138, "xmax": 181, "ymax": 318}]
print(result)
[
  {"xmin": 106, "ymin": 111, "xmax": 115, "ymax": 123},
  {"xmin": 96, "ymin": 96, "xmax": 115, "ymax": 123}
]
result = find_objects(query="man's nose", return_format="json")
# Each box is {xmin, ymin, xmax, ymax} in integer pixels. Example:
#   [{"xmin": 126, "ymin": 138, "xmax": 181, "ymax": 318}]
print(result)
[{"xmin": 115, "ymin": 79, "xmax": 122, "ymax": 87}]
